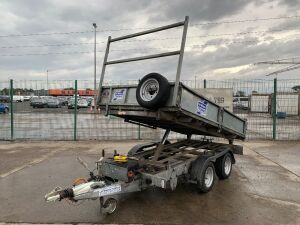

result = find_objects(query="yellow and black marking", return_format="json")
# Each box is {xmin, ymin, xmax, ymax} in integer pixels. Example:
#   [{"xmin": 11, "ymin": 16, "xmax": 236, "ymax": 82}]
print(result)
[{"xmin": 113, "ymin": 155, "xmax": 128, "ymax": 163}]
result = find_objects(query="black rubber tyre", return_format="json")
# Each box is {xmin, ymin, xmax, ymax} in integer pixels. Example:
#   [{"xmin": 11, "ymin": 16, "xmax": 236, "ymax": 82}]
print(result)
[
  {"xmin": 215, "ymin": 153, "xmax": 233, "ymax": 180},
  {"xmin": 4, "ymin": 108, "xmax": 9, "ymax": 113},
  {"xmin": 197, "ymin": 162, "xmax": 216, "ymax": 193},
  {"xmin": 136, "ymin": 73, "xmax": 170, "ymax": 109},
  {"xmin": 190, "ymin": 157, "xmax": 216, "ymax": 193},
  {"xmin": 102, "ymin": 198, "xmax": 118, "ymax": 215}
]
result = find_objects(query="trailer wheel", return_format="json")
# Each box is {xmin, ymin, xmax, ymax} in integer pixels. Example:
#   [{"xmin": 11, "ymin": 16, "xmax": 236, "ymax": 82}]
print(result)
[
  {"xmin": 215, "ymin": 153, "xmax": 232, "ymax": 180},
  {"xmin": 197, "ymin": 162, "xmax": 216, "ymax": 193},
  {"xmin": 136, "ymin": 73, "xmax": 170, "ymax": 109},
  {"xmin": 102, "ymin": 198, "xmax": 118, "ymax": 215}
]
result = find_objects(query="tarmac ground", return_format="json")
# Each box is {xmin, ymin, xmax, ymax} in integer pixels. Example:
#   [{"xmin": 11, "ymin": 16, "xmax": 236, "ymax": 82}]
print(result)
[{"xmin": 0, "ymin": 140, "xmax": 299, "ymax": 224}]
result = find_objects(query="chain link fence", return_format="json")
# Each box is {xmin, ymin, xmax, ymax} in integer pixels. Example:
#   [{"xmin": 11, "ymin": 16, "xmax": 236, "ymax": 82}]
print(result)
[
  {"xmin": 206, "ymin": 79, "xmax": 274, "ymax": 139},
  {"xmin": 0, "ymin": 80, "xmax": 10, "ymax": 140},
  {"xmin": 1, "ymin": 78, "xmax": 300, "ymax": 141},
  {"xmin": 275, "ymin": 79, "xmax": 300, "ymax": 140},
  {"xmin": 206, "ymin": 79, "xmax": 300, "ymax": 140}
]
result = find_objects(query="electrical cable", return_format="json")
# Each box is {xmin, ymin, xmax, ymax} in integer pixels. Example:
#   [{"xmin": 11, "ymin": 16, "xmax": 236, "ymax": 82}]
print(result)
[
  {"xmin": 1, "ymin": 35, "xmax": 299, "ymax": 57},
  {"xmin": 0, "ymin": 15, "xmax": 299, "ymax": 38},
  {"xmin": 1, "ymin": 26, "xmax": 299, "ymax": 49}
]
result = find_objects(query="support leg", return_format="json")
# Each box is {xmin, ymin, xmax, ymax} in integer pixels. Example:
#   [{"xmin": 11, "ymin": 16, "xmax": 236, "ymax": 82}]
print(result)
[
  {"xmin": 153, "ymin": 129, "xmax": 170, "ymax": 161},
  {"xmin": 161, "ymin": 129, "xmax": 170, "ymax": 144}
]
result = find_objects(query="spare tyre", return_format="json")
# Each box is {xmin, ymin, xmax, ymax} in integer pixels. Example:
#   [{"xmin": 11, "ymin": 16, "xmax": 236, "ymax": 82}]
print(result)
[{"xmin": 136, "ymin": 73, "xmax": 170, "ymax": 109}]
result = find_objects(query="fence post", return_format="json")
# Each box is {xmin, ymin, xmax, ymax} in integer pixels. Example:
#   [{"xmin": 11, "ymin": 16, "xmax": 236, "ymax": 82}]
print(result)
[
  {"xmin": 204, "ymin": 79, "xmax": 207, "ymax": 88},
  {"xmin": 10, "ymin": 79, "xmax": 14, "ymax": 140},
  {"xmin": 272, "ymin": 78, "xmax": 277, "ymax": 140},
  {"xmin": 74, "ymin": 80, "xmax": 78, "ymax": 141}
]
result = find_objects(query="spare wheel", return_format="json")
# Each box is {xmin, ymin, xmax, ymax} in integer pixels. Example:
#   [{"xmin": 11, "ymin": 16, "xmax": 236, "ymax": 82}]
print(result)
[{"xmin": 136, "ymin": 73, "xmax": 170, "ymax": 109}]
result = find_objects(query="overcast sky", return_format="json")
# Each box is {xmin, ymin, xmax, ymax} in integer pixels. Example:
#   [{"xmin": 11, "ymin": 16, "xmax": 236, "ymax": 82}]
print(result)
[{"xmin": 0, "ymin": 0, "xmax": 299, "ymax": 84}]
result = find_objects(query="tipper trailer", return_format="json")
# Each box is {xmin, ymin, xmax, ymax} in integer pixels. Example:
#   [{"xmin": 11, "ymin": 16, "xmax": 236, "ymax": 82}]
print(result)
[{"xmin": 45, "ymin": 16, "xmax": 246, "ymax": 215}]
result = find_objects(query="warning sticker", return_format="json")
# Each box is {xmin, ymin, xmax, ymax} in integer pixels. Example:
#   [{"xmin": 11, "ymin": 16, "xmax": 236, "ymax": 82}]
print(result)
[
  {"xmin": 196, "ymin": 99, "xmax": 209, "ymax": 116},
  {"xmin": 112, "ymin": 89, "xmax": 125, "ymax": 101}
]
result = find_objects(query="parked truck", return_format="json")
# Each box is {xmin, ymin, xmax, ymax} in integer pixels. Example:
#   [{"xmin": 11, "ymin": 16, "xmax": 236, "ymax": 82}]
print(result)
[{"xmin": 45, "ymin": 17, "xmax": 246, "ymax": 215}]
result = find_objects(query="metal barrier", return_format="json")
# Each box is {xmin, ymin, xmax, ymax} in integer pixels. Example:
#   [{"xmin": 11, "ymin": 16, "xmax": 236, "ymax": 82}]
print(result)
[
  {"xmin": 1, "ymin": 78, "xmax": 300, "ymax": 141},
  {"xmin": 97, "ymin": 16, "xmax": 189, "ymax": 106}
]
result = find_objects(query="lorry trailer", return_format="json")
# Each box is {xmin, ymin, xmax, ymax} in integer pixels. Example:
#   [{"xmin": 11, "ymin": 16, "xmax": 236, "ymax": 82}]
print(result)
[{"xmin": 45, "ymin": 16, "xmax": 246, "ymax": 215}]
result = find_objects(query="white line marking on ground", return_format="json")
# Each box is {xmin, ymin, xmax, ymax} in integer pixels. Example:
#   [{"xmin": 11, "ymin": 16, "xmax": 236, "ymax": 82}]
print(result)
[{"xmin": 0, "ymin": 149, "xmax": 60, "ymax": 178}]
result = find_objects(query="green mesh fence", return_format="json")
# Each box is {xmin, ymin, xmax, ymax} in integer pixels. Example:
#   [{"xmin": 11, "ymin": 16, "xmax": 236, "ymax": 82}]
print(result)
[
  {"xmin": 275, "ymin": 79, "xmax": 300, "ymax": 140},
  {"xmin": 1, "ymin": 79, "xmax": 300, "ymax": 141},
  {"xmin": 206, "ymin": 79, "xmax": 274, "ymax": 140},
  {"xmin": 0, "ymin": 80, "xmax": 10, "ymax": 140}
]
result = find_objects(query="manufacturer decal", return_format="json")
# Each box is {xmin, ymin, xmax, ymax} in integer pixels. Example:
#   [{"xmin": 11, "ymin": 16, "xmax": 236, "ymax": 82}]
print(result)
[
  {"xmin": 112, "ymin": 89, "xmax": 125, "ymax": 101},
  {"xmin": 196, "ymin": 99, "xmax": 209, "ymax": 116},
  {"xmin": 96, "ymin": 184, "xmax": 122, "ymax": 197}
]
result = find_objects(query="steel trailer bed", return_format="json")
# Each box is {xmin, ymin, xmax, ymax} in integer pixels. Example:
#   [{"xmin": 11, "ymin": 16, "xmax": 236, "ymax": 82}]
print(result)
[
  {"xmin": 45, "ymin": 16, "xmax": 246, "ymax": 215},
  {"xmin": 99, "ymin": 82, "xmax": 246, "ymax": 141}
]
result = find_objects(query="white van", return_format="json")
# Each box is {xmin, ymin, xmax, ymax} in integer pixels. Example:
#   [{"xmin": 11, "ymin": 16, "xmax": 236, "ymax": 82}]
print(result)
[
  {"xmin": 233, "ymin": 97, "xmax": 249, "ymax": 109},
  {"xmin": 13, "ymin": 95, "xmax": 24, "ymax": 102}
]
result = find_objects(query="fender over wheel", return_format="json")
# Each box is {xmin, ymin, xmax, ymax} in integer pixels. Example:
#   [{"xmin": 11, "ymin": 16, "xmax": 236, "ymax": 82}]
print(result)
[{"xmin": 127, "ymin": 140, "xmax": 171, "ymax": 157}]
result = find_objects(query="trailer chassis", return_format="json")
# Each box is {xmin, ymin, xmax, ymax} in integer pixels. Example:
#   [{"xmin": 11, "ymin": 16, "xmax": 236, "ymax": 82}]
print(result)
[{"xmin": 45, "ymin": 130, "xmax": 242, "ymax": 214}]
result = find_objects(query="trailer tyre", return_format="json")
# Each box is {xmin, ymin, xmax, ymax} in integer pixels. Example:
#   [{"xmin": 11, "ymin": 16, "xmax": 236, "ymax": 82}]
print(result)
[
  {"xmin": 102, "ymin": 198, "xmax": 118, "ymax": 215},
  {"xmin": 215, "ymin": 153, "xmax": 232, "ymax": 180},
  {"xmin": 197, "ymin": 162, "xmax": 216, "ymax": 193},
  {"xmin": 136, "ymin": 73, "xmax": 170, "ymax": 109}
]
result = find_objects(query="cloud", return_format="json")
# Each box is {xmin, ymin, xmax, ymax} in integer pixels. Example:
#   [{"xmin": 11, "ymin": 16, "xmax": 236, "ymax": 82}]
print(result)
[
  {"xmin": 279, "ymin": 0, "xmax": 300, "ymax": 7},
  {"xmin": 148, "ymin": 0, "xmax": 250, "ymax": 23},
  {"xmin": 0, "ymin": 0, "xmax": 299, "ymax": 84}
]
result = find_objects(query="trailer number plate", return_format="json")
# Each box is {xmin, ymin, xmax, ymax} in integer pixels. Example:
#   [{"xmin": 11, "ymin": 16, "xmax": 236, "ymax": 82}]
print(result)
[{"xmin": 96, "ymin": 184, "xmax": 122, "ymax": 197}]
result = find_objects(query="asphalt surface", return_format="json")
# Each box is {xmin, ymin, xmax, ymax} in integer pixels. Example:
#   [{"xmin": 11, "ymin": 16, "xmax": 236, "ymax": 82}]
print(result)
[{"xmin": 0, "ymin": 140, "xmax": 299, "ymax": 224}]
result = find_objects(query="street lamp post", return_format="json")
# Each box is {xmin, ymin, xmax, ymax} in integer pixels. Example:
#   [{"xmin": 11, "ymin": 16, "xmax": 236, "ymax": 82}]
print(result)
[
  {"xmin": 93, "ymin": 23, "xmax": 97, "ymax": 112},
  {"xmin": 46, "ymin": 69, "xmax": 49, "ymax": 96}
]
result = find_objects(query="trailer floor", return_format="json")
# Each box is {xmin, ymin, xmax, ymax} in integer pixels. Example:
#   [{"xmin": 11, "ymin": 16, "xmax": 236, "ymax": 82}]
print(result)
[{"xmin": 0, "ymin": 140, "xmax": 299, "ymax": 225}]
